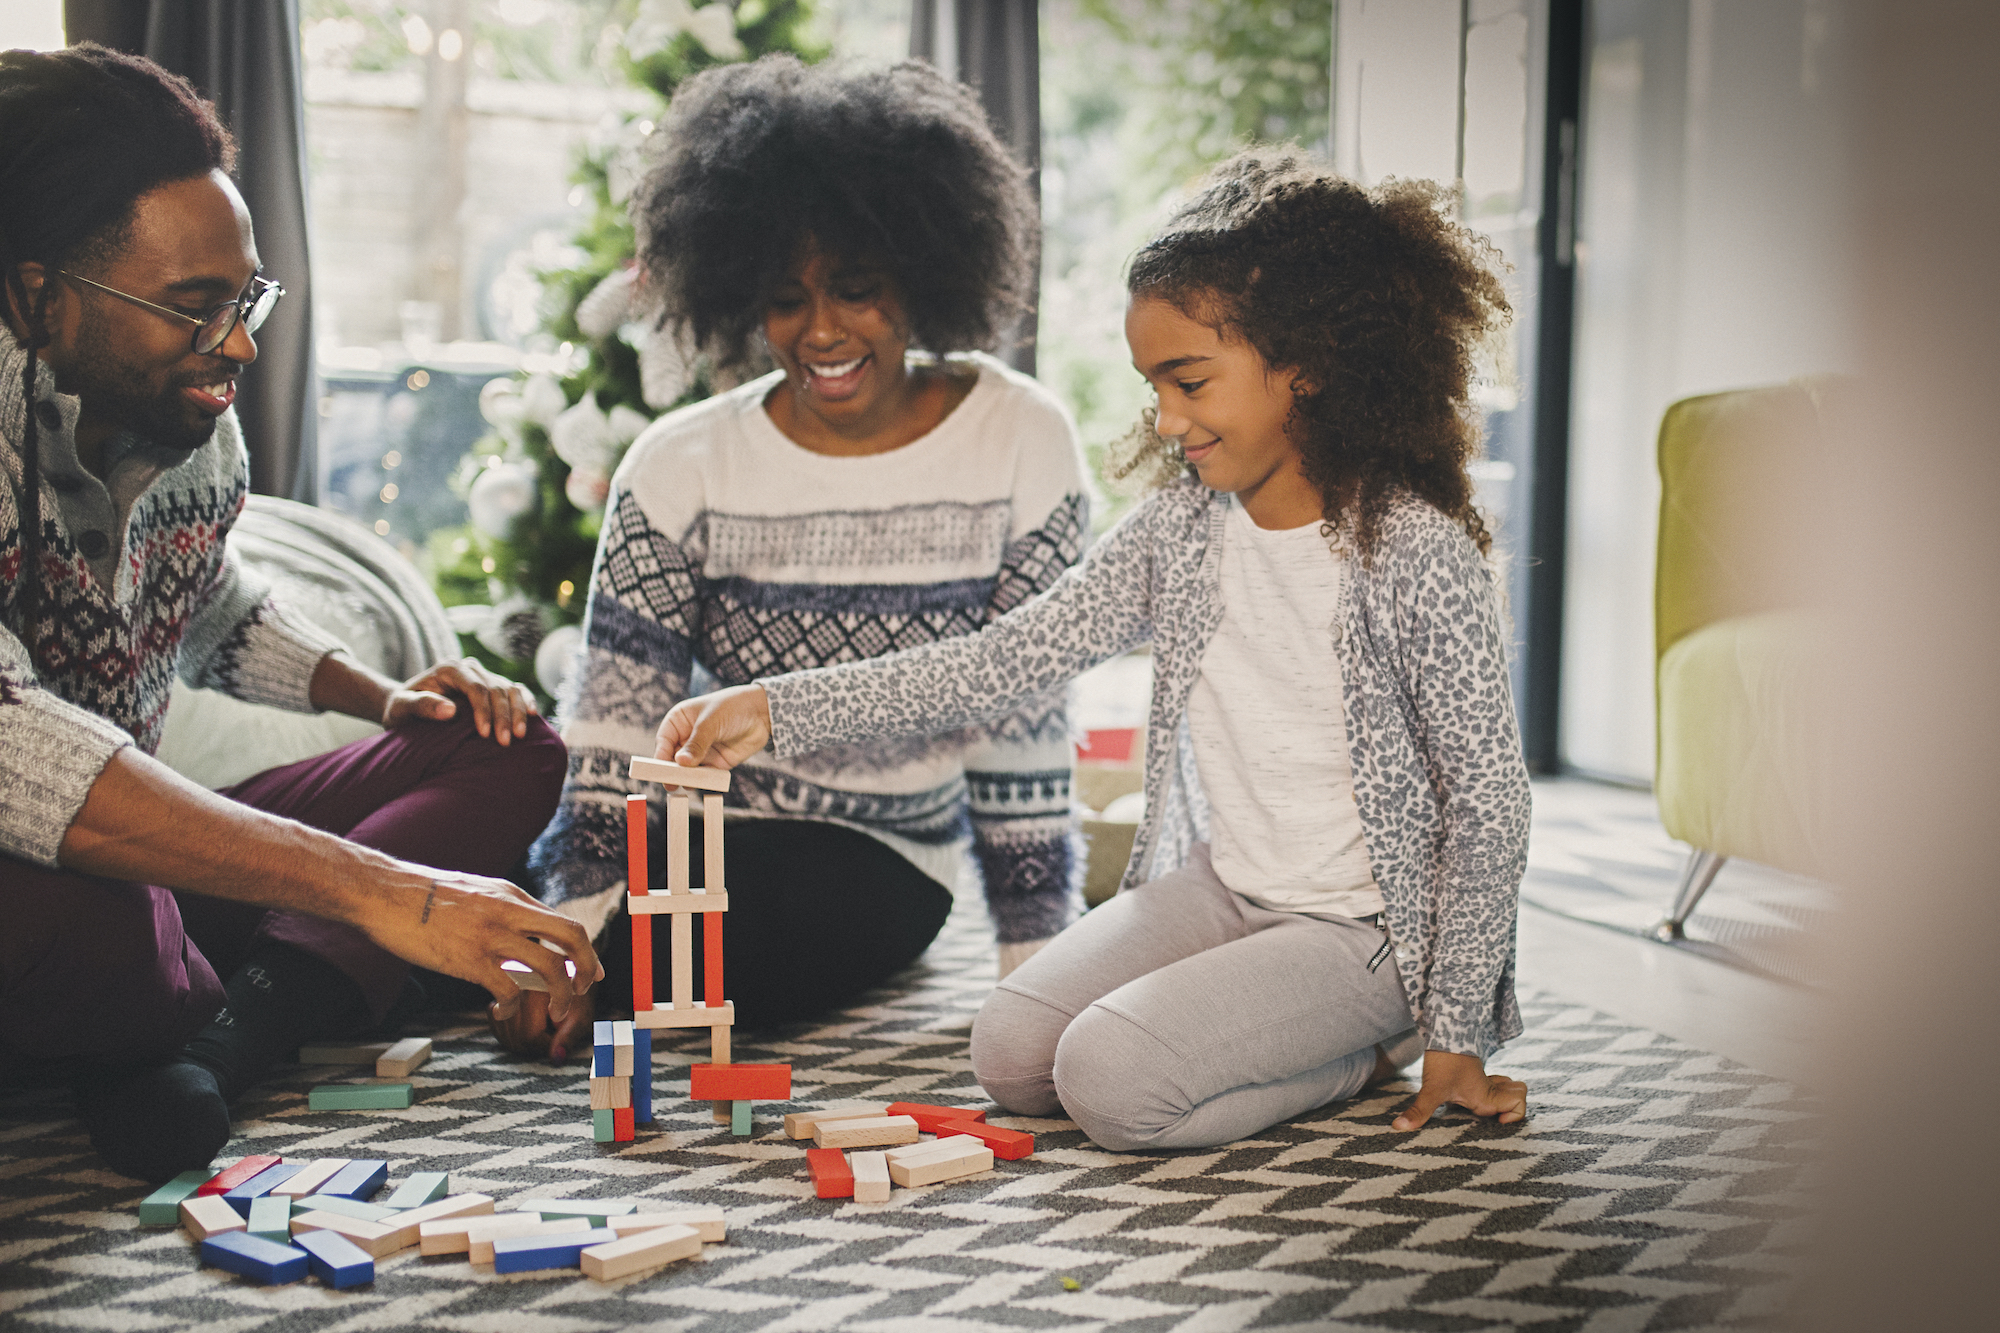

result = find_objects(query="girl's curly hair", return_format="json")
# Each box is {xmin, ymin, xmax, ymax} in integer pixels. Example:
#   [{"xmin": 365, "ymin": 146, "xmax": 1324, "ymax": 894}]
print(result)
[
  {"xmin": 633, "ymin": 55, "xmax": 1038, "ymax": 370},
  {"xmin": 1126, "ymin": 151, "xmax": 1511, "ymax": 557}
]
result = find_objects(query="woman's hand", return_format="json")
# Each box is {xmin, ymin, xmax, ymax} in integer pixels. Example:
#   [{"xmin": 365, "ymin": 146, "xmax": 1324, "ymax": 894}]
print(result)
[
  {"xmin": 656, "ymin": 684, "xmax": 772, "ymax": 768},
  {"xmin": 1392, "ymin": 1049, "xmax": 1527, "ymax": 1130}
]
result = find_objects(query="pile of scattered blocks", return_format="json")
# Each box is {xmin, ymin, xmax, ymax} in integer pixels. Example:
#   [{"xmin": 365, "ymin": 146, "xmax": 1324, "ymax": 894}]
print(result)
[
  {"xmin": 790, "ymin": 1102, "xmax": 1035, "ymax": 1201},
  {"xmin": 138, "ymin": 1155, "xmax": 723, "ymax": 1286}
]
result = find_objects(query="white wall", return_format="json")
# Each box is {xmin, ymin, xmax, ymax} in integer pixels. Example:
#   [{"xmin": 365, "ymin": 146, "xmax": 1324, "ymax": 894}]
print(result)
[{"xmin": 1561, "ymin": 0, "xmax": 1853, "ymax": 781}]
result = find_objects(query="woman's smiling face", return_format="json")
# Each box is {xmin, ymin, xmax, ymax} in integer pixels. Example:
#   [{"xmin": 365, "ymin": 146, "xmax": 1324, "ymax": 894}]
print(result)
[{"xmin": 762, "ymin": 241, "xmax": 914, "ymax": 440}]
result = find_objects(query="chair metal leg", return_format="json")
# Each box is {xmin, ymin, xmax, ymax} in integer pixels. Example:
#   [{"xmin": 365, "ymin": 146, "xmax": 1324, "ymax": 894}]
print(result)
[{"xmin": 1651, "ymin": 848, "xmax": 1727, "ymax": 941}]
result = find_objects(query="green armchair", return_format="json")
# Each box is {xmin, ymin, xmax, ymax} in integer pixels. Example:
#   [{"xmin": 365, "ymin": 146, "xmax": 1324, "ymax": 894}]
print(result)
[{"xmin": 1652, "ymin": 382, "xmax": 1833, "ymax": 939}]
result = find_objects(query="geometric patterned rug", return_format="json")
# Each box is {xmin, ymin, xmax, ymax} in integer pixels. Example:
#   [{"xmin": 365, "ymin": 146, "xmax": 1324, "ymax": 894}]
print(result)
[{"xmin": 0, "ymin": 880, "xmax": 1814, "ymax": 1332}]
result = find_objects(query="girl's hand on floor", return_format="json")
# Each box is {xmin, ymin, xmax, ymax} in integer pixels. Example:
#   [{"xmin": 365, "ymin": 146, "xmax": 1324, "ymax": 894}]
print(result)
[
  {"xmin": 1392, "ymin": 1049, "xmax": 1527, "ymax": 1130},
  {"xmin": 657, "ymin": 684, "xmax": 772, "ymax": 768},
  {"xmin": 489, "ymin": 986, "xmax": 596, "ymax": 1063}
]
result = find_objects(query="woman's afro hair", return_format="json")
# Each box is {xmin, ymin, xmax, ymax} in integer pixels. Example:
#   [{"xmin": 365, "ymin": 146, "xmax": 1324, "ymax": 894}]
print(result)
[
  {"xmin": 633, "ymin": 55, "xmax": 1038, "ymax": 368},
  {"xmin": 1127, "ymin": 150, "xmax": 1511, "ymax": 558}
]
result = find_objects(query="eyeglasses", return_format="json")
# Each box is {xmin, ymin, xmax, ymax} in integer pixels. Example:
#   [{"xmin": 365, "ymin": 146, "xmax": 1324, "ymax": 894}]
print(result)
[{"xmin": 58, "ymin": 270, "xmax": 284, "ymax": 355}]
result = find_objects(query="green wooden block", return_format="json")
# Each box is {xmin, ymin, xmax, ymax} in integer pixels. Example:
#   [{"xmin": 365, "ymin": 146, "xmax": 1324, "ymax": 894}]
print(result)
[
  {"xmin": 382, "ymin": 1171, "xmax": 449, "ymax": 1209},
  {"xmin": 138, "ymin": 1170, "xmax": 211, "ymax": 1227},
  {"xmin": 246, "ymin": 1194, "xmax": 292, "ymax": 1243},
  {"xmin": 731, "ymin": 1100, "xmax": 752, "ymax": 1136},
  {"xmin": 309, "ymin": 1081, "xmax": 413, "ymax": 1111},
  {"xmin": 296, "ymin": 1194, "xmax": 397, "ymax": 1223},
  {"xmin": 592, "ymin": 1108, "xmax": 615, "ymax": 1143},
  {"xmin": 529, "ymin": 1200, "xmax": 636, "ymax": 1226}
]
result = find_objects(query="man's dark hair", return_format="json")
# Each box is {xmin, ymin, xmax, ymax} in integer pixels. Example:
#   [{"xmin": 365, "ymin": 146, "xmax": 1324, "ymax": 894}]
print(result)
[
  {"xmin": 633, "ymin": 55, "xmax": 1038, "ymax": 369},
  {"xmin": 0, "ymin": 42, "xmax": 236, "ymax": 665}
]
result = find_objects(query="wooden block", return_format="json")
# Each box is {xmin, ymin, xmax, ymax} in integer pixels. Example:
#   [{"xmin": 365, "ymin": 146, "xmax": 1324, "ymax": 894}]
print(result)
[
  {"xmin": 139, "ymin": 1170, "xmax": 212, "ymax": 1227},
  {"xmin": 851, "ymin": 1151, "xmax": 891, "ymax": 1203},
  {"xmin": 180, "ymin": 1193, "xmax": 247, "ymax": 1240},
  {"xmin": 612, "ymin": 1020, "xmax": 634, "ymax": 1076},
  {"xmin": 701, "ymin": 792, "xmax": 725, "ymax": 885},
  {"xmin": 593, "ymin": 1108, "xmax": 615, "ymax": 1142},
  {"xmin": 247, "ymin": 1195, "xmax": 293, "ymax": 1243},
  {"xmin": 666, "ymin": 791, "xmax": 690, "ymax": 892},
  {"xmin": 493, "ymin": 1226, "xmax": 619, "ymax": 1274},
  {"xmin": 626, "ymin": 791, "xmax": 651, "ymax": 890},
  {"xmin": 669, "ymin": 798, "xmax": 692, "ymax": 1010},
  {"xmin": 318, "ymin": 1159, "xmax": 388, "ymax": 1201},
  {"xmin": 885, "ymin": 1102, "xmax": 990, "ymax": 1134},
  {"xmin": 293, "ymin": 1228, "xmax": 374, "ymax": 1288},
  {"xmin": 888, "ymin": 1140, "xmax": 995, "ymax": 1188},
  {"xmin": 936, "ymin": 1117, "xmax": 1035, "ymax": 1160},
  {"xmin": 628, "ymin": 889, "xmax": 730, "ymax": 914},
  {"xmin": 885, "ymin": 1134, "xmax": 982, "ymax": 1166},
  {"xmin": 375, "ymin": 1036, "xmax": 432, "ymax": 1079},
  {"xmin": 524, "ymin": 1200, "xmax": 637, "ymax": 1226},
  {"xmin": 420, "ymin": 1213, "xmax": 540, "ymax": 1256},
  {"xmin": 806, "ymin": 1147, "xmax": 854, "ymax": 1199},
  {"xmin": 608, "ymin": 1207, "xmax": 726, "ymax": 1242},
  {"xmin": 309, "ymin": 1081, "xmax": 413, "ymax": 1111},
  {"xmin": 290, "ymin": 1210, "xmax": 400, "ymax": 1259},
  {"xmin": 731, "ymin": 1100, "xmax": 752, "ymax": 1136},
  {"xmin": 703, "ymin": 907, "xmax": 724, "ymax": 1008},
  {"xmin": 689, "ymin": 1063, "xmax": 792, "ymax": 1101},
  {"xmin": 199, "ymin": 1155, "xmax": 282, "ymax": 1196},
  {"xmin": 783, "ymin": 1105, "xmax": 894, "ymax": 1139},
  {"xmin": 270, "ymin": 1158, "xmax": 347, "ymax": 1198},
  {"xmin": 466, "ymin": 1216, "xmax": 587, "ymax": 1264},
  {"xmin": 382, "ymin": 1171, "xmax": 450, "ymax": 1210},
  {"xmin": 613, "ymin": 1106, "xmax": 635, "ymax": 1141},
  {"xmin": 629, "ymin": 793, "xmax": 654, "ymax": 1012},
  {"xmin": 632, "ymin": 1001, "xmax": 735, "ymax": 1029},
  {"xmin": 710, "ymin": 1024, "xmax": 730, "ymax": 1120},
  {"xmin": 813, "ymin": 1115, "xmax": 920, "ymax": 1150},
  {"xmin": 295, "ymin": 1194, "xmax": 396, "ymax": 1224},
  {"xmin": 581, "ymin": 1223, "xmax": 701, "ymax": 1281},
  {"xmin": 297, "ymin": 1041, "xmax": 393, "ymax": 1065},
  {"xmin": 199, "ymin": 1230, "xmax": 307, "ymax": 1284},
  {"xmin": 632, "ymin": 1028, "xmax": 653, "ymax": 1125},
  {"xmin": 224, "ymin": 1162, "xmax": 304, "ymax": 1215},
  {"xmin": 590, "ymin": 1075, "xmax": 632, "ymax": 1110},
  {"xmin": 629, "ymin": 755, "xmax": 732, "ymax": 792},
  {"xmin": 374, "ymin": 1193, "xmax": 495, "ymax": 1252},
  {"xmin": 593, "ymin": 1019, "xmax": 615, "ymax": 1076}
]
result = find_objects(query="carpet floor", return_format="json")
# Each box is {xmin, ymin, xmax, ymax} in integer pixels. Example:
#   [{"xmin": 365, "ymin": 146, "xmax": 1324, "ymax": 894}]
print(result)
[{"xmin": 1, "ymin": 882, "xmax": 1812, "ymax": 1332}]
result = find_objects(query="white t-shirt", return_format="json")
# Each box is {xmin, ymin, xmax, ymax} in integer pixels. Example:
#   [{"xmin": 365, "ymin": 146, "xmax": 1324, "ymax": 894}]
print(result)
[{"xmin": 1185, "ymin": 498, "xmax": 1385, "ymax": 917}]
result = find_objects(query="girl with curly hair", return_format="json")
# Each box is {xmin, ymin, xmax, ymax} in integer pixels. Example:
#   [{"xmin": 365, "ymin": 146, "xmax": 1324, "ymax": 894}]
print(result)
[
  {"xmin": 660, "ymin": 151, "xmax": 1533, "ymax": 1149},
  {"xmin": 514, "ymin": 56, "xmax": 1091, "ymax": 1055}
]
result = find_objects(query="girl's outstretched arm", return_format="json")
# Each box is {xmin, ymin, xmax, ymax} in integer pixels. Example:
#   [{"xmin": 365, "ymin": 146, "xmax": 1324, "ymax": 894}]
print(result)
[{"xmin": 1391, "ymin": 1051, "xmax": 1528, "ymax": 1130}]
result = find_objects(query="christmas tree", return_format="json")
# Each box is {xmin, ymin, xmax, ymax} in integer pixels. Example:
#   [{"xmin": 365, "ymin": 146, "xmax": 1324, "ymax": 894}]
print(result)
[{"xmin": 431, "ymin": 0, "xmax": 824, "ymax": 702}]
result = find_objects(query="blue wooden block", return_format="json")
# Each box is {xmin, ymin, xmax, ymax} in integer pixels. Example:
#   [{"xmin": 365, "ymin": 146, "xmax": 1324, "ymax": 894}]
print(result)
[
  {"xmin": 139, "ymin": 1169, "xmax": 211, "ymax": 1227},
  {"xmin": 293, "ymin": 1228, "xmax": 374, "ymax": 1289},
  {"xmin": 382, "ymin": 1171, "xmax": 449, "ymax": 1209},
  {"xmin": 247, "ymin": 1195, "xmax": 292, "ymax": 1243},
  {"xmin": 318, "ymin": 1159, "xmax": 388, "ymax": 1201},
  {"xmin": 199, "ymin": 1231, "xmax": 308, "ymax": 1285},
  {"xmin": 731, "ymin": 1100, "xmax": 752, "ymax": 1136},
  {"xmin": 224, "ymin": 1162, "xmax": 305, "ymax": 1216},
  {"xmin": 631, "ymin": 1029, "xmax": 653, "ymax": 1124},
  {"xmin": 592, "ymin": 1019, "xmax": 614, "ymax": 1077},
  {"xmin": 491, "ymin": 1226, "xmax": 618, "ymax": 1273}
]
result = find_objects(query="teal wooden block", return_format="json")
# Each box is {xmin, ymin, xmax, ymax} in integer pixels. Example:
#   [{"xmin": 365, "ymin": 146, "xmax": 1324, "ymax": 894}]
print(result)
[
  {"xmin": 247, "ymin": 1194, "xmax": 292, "ymax": 1243},
  {"xmin": 526, "ymin": 1200, "xmax": 636, "ymax": 1226},
  {"xmin": 296, "ymin": 1194, "xmax": 397, "ymax": 1223},
  {"xmin": 309, "ymin": 1082, "xmax": 413, "ymax": 1111},
  {"xmin": 382, "ymin": 1172, "xmax": 449, "ymax": 1209},
  {"xmin": 731, "ymin": 1100, "xmax": 752, "ymax": 1136},
  {"xmin": 592, "ymin": 1108, "xmax": 615, "ymax": 1142},
  {"xmin": 139, "ymin": 1170, "xmax": 211, "ymax": 1227}
]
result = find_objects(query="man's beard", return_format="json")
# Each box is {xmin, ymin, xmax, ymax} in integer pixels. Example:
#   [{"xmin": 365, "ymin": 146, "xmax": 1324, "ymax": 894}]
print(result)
[{"xmin": 69, "ymin": 310, "xmax": 234, "ymax": 453}]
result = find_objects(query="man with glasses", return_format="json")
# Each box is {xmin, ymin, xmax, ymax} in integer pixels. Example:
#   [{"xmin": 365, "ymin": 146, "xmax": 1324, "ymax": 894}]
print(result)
[{"xmin": 0, "ymin": 44, "xmax": 599, "ymax": 1182}]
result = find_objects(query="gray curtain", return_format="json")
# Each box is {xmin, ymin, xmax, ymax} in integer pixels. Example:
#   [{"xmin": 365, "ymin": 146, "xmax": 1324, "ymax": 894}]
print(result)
[
  {"xmin": 64, "ymin": 0, "xmax": 319, "ymax": 503},
  {"xmin": 910, "ymin": 0, "xmax": 1040, "ymax": 374}
]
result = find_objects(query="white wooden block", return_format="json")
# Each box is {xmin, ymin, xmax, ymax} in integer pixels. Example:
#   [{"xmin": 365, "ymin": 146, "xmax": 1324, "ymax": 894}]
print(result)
[
  {"xmin": 581, "ymin": 1223, "xmax": 702, "ymax": 1281},
  {"xmin": 608, "ymin": 1207, "xmax": 726, "ymax": 1243},
  {"xmin": 179, "ymin": 1194, "xmax": 246, "ymax": 1240},
  {"xmin": 628, "ymin": 889, "xmax": 729, "ymax": 915},
  {"xmin": 813, "ymin": 1115, "xmax": 920, "ymax": 1150},
  {"xmin": 703, "ymin": 793, "xmax": 725, "ymax": 891},
  {"xmin": 375, "ymin": 1036, "xmax": 432, "ymax": 1079},
  {"xmin": 888, "ymin": 1141, "xmax": 994, "ymax": 1188},
  {"xmin": 270, "ymin": 1157, "xmax": 347, "ymax": 1197},
  {"xmin": 612, "ymin": 1021, "xmax": 634, "ymax": 1076},
  {"xmin": 289, "ymin": 1210, "xmax": 400, "ymax": 1257},
  {"xmin": 632, "ymin": 1001, "xmax": 734, "ymax": 1029},
  {"xmin": 851, "ymin": 1151, "xmax": 891, "ymax": 1203},
  {"xmin": 590, "ymin": 1075, "xmax": 632, "ymax": 1110},
  {"xmin": 783, "ymin": 1105, "xmax": 894, "ymax": 1139},
  {"xmin": 376, "ymin": 1193, "xmax": 493, "ymax": 1253},
  {"xmin": 629, "ymin": 756, "xmax": 732, "ymax": 792},
  {"xmin": 466, "ymin": 1216, "xmax": 589, "ymax": 1265},
  {"xmin": 886, "ymin": 1134, "xmax": 980, "ymax": 1166}
]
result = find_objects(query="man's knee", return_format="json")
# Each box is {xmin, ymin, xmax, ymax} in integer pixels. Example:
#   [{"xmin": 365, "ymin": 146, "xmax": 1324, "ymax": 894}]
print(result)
[
  {"xmin": 969, "ymin": 983, "xmax": 1069, "ymax": 1117},
  {"xmin": 1050, "ymin": 1002, "xmax": 1188, "ymax": 1152}
]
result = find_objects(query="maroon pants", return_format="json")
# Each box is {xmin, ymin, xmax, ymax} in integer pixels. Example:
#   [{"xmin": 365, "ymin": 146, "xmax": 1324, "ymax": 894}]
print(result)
[{"xmin": 0, "ymin": 708, "xmax": 565, "ymax": 1071}]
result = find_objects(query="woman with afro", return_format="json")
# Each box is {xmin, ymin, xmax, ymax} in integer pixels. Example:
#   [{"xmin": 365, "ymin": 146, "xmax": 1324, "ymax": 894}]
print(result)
[{"xmin": 512, "ymin": 56, "xmax": 1089, "ymax": 1055}]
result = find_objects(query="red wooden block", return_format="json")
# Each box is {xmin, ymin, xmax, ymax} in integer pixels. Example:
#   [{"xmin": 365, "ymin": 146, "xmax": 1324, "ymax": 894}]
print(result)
[
  {"xmin": 806, "ymin": 1148, "xmax": 853, "ymax": 1199},
  {"xmin": 936, "ymin": 1118, "xmax": 1034, "ymax": 1160},
  {"xmin": 690, "ymin": 1063, "xmax": 792, "ymax": 1101},
  {"xmin": 885, "ymin": 1103, "xmax": 989, "ymax": 1135},
  {"xmin": 627, "ymin": 795, "xmax": 653, "ymax": 1013},
  {"xmin": 703, "ymin": 912, "xmax": 723, "ymax": 1008},
  {"xmin": 198, "ymin": 1155, "xmax": 282, "ymax": 1196},
  {"xmin": 613, "ymin": 1107, "xmax": 635, "ymax": 1142}
]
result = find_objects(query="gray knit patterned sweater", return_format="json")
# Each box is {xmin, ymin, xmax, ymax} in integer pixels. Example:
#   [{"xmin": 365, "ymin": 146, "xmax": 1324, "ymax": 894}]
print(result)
[
  {"xmin": 763, "ymin": 479, "xmax": 1531, "ymax": 1058},
  {"xmin": 0, "ymin": 334, "xmax": 342, "ymax": 868}
]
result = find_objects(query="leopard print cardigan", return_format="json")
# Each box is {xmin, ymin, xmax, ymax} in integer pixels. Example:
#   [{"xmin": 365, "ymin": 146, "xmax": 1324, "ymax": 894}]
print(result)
[{"xmin": 762, "ymin": 479, "xmax": 1530, "ymax": 1058}]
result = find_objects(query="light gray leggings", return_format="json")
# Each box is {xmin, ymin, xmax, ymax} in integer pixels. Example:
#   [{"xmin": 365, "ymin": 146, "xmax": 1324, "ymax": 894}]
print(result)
[{"xmin": 972, "ymin": 844, "xmax": 1421, "ymax": 1151}]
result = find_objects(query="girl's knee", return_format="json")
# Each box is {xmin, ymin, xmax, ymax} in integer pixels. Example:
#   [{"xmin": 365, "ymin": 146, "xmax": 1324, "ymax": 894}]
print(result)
[
  {"xmin": 969, "ymin": 984, "xmax": 1068, "ymax": 1117},
  {"xmin": 1050, "ymin": 1004, "xmax": 1189, "ymax": 1152}
]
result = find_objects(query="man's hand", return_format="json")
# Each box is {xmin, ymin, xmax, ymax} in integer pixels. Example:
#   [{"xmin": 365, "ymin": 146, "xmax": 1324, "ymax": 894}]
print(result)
[
  {"xmin": 1391, "ymin": 1049, "xmax": 1528, "ymax": 1131},
  {"xmin": 656, "ymin": 683, "xmax": 772, "ymax": 768},
  {"xmin": 383, "ymin": 657, "xmax": 538, "ymax": 745},
  {"xmin": 490, "ymin": 988, "xmax": 597, "ymax": 1063}
]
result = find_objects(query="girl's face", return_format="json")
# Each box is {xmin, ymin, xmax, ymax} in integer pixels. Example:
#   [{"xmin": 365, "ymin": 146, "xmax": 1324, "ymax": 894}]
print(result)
[
  {"xmin": 762, "ymin": 242, "xmax": 914, "ymax": 440},
  {"xmin": 1125, "ymin": 295, "xmax": 1321, "ymax": 527}
]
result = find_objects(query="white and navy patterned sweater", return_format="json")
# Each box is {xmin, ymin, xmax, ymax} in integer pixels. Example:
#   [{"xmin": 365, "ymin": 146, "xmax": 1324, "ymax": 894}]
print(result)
[
  {"xmin": 0, "ymin": 334, "xmax": 342, "ymax": 868},
  {"xmin": 529, "ymin": 354, "xmax": 1091, "ymax": 946}
]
